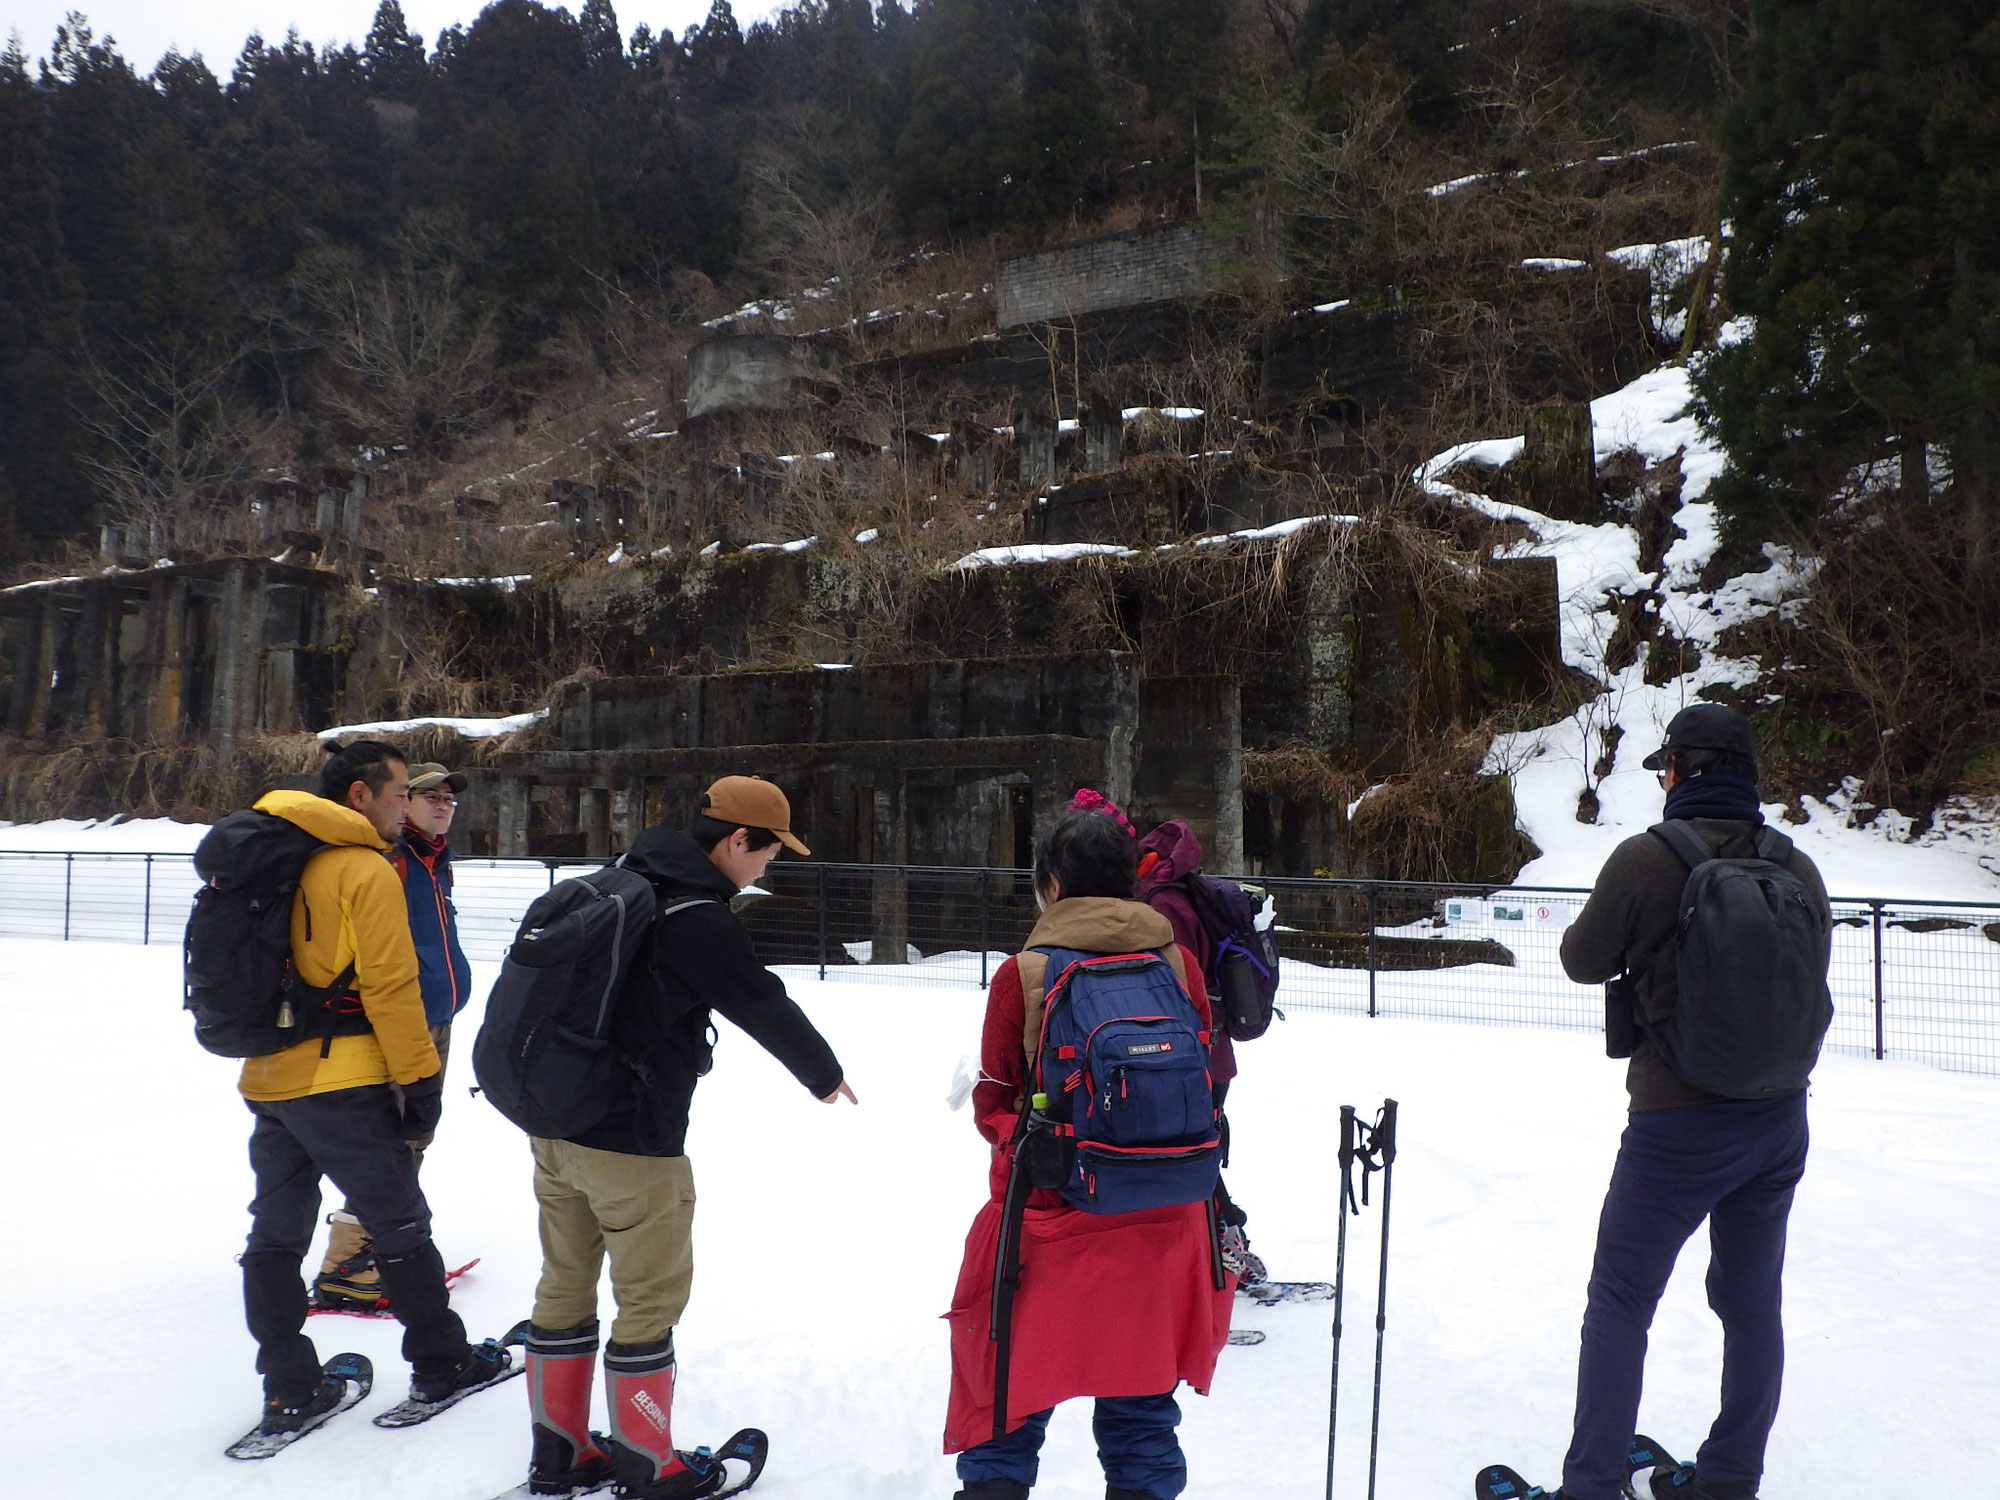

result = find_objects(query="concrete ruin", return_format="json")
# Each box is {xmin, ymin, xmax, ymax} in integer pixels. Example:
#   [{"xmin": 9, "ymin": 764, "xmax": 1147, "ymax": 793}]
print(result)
[{"xmin": 2, "ymin": 221, "xmax": 1638, "ymax": 881}]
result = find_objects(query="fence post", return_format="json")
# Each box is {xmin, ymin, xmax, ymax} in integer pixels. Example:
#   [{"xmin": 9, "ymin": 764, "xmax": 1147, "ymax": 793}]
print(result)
[
  {"xmin": 64, "ymin": 853, "xmax": 73, "ymax": 942},
  {"xmin": 1870, "ymin": 901, "xmax": 1886, "ymax": 1061},
  {"xmin": 979, "ymin": 868, "xmax": 991, "ymax": 989},
  {"xmin": 817, "ymin": 862, "xmax": 829, "ymax": 983},
  {"xmin": 1366, "ymin": 884, "xmax": 1379, "ymax": 1019},
  {"xmin": 143, "ymin": 854, "xmax": 153, "ymax": 945}
]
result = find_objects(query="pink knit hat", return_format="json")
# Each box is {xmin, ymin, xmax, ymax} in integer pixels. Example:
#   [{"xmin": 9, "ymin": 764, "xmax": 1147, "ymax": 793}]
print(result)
[{"xmin": 1067, "ymin": 787, "xmax": 1137, "ymax": 841}]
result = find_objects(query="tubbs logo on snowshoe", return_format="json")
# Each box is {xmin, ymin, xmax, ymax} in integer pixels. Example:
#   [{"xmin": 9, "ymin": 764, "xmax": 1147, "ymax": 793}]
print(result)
[{"xmin": 630, "ymin": 1390, "xmax": 670, "ymax": 1434}]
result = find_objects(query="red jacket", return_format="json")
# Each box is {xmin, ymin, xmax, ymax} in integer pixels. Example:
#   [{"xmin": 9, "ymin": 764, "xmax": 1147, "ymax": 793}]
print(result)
[{"xmin": 943, "ymin": 897, "xmax": 1233, "ymax": 1452}]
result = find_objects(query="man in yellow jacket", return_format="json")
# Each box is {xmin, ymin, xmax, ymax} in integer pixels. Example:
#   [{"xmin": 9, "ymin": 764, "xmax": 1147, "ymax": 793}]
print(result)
[{"xmin": 238, "ymin": 739, "xmax": 507, "ymax": 1438}]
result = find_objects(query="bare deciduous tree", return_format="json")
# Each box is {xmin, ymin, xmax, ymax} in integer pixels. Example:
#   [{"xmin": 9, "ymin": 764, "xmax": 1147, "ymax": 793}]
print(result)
[
  {"xmin": 288, "ymin": 220, "xmax": 501, "ymax": 478},
  {"xmin": 79, "ymin": 331, "xmax": 281, "ymax": 541}
]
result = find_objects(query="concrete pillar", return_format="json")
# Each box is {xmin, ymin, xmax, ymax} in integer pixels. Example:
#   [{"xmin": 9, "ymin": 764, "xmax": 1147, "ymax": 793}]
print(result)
[
  {"xmin": 495, "ymin": 776, "xmax": 530, "ymax": 856},
  {"xmin": 1519, "ymin": 401, "xmax": 1597, "ymax": 521},
  {"xmin": 1299, "ymin": 551, "xmax": 1356, "ymax": 752},
  {"xmin": 1017, "ymin": 409, "xmax": 1056, "ymax": 488},
  {"xmin": 1085, "ymin": 392, "xmax": 1123, "ymax": 474},
  {"xmin": 24, "ymin": 594, "xmax": 59, "ymax": 739},
  {"xmin": 1213, "ymin": 680, "xmax": 1245, "ymax": 874},
  {"xmin": 80, "ymin": 589, "xmax": 116, "ymax": 739},
  {"xmin": 869, "ymin": 781, "xmax": 909, "ymax": 964},
  {"xmin": 580, "ymin": 785, "xmax": 613, "ymax": 858},
  {"xmin": 209, "ymin": 561, "xmax": 268, "ymax": 751},
  {"xmin": 144, "ymin": 573, "xmax": 188, "ymax": 744}
]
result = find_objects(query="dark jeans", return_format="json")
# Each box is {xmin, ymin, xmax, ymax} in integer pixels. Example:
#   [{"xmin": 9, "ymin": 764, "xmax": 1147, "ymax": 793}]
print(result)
[
  {"xmin": 1562, "ymin": 1093, "xmax": 1809, "ymax": 1500},
  {"xmin": 957, "ymin": 1391, "xmax": 1184, "ymax": 1497},
  {"xmin": 243, "ymin": 1085, "xmax": 468, "ymax": 1401}
]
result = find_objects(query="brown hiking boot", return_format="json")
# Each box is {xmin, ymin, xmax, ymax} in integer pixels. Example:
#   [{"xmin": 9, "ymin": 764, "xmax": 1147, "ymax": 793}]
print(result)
[{"xmin": 311, "ymin": 1212, "xmax": 385, "ymax": 1311}]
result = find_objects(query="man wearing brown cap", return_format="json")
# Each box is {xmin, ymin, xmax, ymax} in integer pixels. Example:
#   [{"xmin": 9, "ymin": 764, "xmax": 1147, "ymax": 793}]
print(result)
[
  {"xmin": 517, "ymin": 776, "xmax": 856, "ymax": 1500},
  {"xmin": 312, "ymin": 762, "xmax": 475, "ymax": 1312},
  {"xmin": 1545, "ymin": 705, "xmax": 1832, "ymax": 1500}
]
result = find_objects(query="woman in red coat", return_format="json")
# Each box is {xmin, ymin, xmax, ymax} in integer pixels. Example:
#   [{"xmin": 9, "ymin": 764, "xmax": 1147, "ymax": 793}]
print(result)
[{"xmin": 943, "ymin": 811, "xmax": 1233, "ymax": 1500}]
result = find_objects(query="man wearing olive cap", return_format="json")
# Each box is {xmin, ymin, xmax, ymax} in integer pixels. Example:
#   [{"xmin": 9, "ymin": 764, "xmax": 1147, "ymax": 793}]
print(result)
[
  {"xmin": 516, "ymin": 776, "xmax": 857, "ymax": 1500},
  {"xmin": 1549, "ymin": 704, "xmax": 1831, "ymax": 1500}
]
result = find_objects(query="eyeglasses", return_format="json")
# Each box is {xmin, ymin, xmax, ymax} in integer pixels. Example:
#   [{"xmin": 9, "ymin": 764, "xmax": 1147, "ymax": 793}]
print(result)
[{"xmin": 416, "ymin": 792, "xmax": 459, "ymax": 808}]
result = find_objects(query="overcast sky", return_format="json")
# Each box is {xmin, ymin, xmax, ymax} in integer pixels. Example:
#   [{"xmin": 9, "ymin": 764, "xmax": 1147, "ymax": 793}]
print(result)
[{"xmin": 4, "ymin": 1, "xmax": 783, "ymax": 75}]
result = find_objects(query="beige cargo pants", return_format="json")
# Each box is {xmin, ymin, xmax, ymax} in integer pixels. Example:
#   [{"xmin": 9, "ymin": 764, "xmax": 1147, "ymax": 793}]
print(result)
[{"xmin": 530, "ymin": 1138, "xmax": 696, "ymax": 1346}]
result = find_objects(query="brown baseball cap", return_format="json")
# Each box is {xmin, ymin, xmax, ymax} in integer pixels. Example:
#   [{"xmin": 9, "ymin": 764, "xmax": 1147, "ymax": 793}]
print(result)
[
  {"xmin": 703, "ymin": 775, "xmax": 809, "ymax": 856},
  {"xmin": 407, "ymin": 762, "xmax": 469, "ymax": 793}
]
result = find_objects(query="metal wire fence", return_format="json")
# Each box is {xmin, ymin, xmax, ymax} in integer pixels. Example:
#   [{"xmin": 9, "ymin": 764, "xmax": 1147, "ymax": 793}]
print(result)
[{"xmin": 4, "ymin": 850, "xmax": 1996, "ymax": 1077}]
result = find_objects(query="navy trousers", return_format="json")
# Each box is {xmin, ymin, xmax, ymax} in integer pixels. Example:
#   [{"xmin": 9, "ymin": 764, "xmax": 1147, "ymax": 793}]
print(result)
[
  {"xmin": 243, "ymin": 1086, "xmax": 468, "ymax": 1401},
  {"xmin": 1561, "ymin": 1093, "xmax": 1809, "ymax": 1500},
  {"xmin": 957, "ymin": 1390, "xmax": 1185, "ymax": 1497}
]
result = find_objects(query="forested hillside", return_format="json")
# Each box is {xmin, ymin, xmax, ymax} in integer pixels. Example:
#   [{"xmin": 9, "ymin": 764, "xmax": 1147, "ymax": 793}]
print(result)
[
  {"xmin": 2, "ymin": 0, "xmax": 1995, "ymax": 821},
  {"xmin": 0, "ymin": 0, "xmax": 1727, "ymax": 555}
]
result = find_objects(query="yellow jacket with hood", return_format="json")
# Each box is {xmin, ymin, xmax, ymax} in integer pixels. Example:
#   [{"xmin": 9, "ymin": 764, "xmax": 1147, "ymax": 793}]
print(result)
[{"xmin": 235, "ymin": 790, "xmax": 441, "ymax": 1101}]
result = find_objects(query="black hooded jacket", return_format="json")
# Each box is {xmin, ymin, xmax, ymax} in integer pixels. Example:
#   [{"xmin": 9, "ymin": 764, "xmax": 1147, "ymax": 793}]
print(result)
[{"xmin": 566, "ymin": 826, "xmax": 845, "ymax": 1157}]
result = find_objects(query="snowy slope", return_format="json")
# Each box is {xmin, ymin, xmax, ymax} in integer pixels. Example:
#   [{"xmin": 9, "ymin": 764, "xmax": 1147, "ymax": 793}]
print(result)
[
  {"xmin": 1420, "ymin": 363, "xmax": 2000, "ymax": 902},
  {"xmin": 3, "ymin": 938, "xmax": 1995, "ymax": 1499}
]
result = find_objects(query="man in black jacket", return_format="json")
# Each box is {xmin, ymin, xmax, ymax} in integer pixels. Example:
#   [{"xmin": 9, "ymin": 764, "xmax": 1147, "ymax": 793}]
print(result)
[
  {"xmin": 519, "ymin": 776, "xmax": 856, "ymax": 1500},
  {"xmin": 1551, "ymin": 705, "xmax": 1830, "ymax": 1500}
]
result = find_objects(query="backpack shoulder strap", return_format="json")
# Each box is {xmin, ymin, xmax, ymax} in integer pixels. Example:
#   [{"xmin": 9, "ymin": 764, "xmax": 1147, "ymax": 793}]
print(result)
[
  {"xmin": 1017, "ymin": 949, "xmax": 1052, "ymax": 1061},
  {"xmin": 1752, "ymin": 826, "xmax": 1795, "ymax": 864},
  {"xmin": 1649, "ymin": 819, "xmax": 1716, "ymax": 872}
]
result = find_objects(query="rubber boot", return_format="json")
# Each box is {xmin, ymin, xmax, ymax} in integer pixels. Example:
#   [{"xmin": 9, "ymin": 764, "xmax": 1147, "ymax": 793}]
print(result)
[
  {"xmin": 312, "ymin": 1211, "xmax": 383, "ymax": 1310},
  {"xmin": 526, "ymin": 1321, "xmax": 614, "ymax": 1497},
  {"xmin": 605, "ymin": 1334, "xmax": 720, "ymax": 1498}
]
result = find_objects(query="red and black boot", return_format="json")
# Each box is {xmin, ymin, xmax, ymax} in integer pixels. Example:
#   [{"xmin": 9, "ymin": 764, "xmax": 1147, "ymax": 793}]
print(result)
[
  {"xmin": 526, "ymin": 1321, "xmax": 616, "ymax": 1497},
  {"xmin": 604, "ymin": 1334, "xmax": 723, "ymax": 1500}
]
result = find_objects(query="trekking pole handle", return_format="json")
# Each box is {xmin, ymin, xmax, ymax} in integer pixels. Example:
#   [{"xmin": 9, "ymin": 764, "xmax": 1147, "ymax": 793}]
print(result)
[{"xmin": 1375, "ymin": 1098, "xmax": 1397, "ymax": 1167}]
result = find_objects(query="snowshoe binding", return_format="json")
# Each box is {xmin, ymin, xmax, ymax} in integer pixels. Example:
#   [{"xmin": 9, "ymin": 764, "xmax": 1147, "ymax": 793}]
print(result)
[{"xmin": 373, "ymin": 1322, "xmax": 527, "ymax": 1428}]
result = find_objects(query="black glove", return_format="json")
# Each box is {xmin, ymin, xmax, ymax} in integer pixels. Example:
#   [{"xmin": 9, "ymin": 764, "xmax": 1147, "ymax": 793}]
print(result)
[{"xmin": 398, "ymin": 1071, "xmax": 445, "ymax": 1142}]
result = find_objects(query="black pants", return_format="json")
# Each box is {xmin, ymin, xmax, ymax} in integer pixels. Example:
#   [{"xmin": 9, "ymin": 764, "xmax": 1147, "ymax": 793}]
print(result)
[
  {"xmin": 1562, "ymin": 1093, "xmax": 1809, "ymax": 1499},
  {"xmin": 243, "ymin": 1085, "xmax": 468, "ymax": 1401}
]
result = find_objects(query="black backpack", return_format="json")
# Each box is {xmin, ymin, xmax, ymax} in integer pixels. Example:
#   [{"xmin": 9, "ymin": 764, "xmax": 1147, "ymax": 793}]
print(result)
[
  {"xmin": 183, "ymin": 810, "xmax": 371, "ymax": 1058},
  {"xmin": 1648, "ymin": 820, "xmax": 1833, "ymax": 1099},
  {"xmin": 473, "ymin": 863, "xmax": 711, "ymax": 1140},
  {"xmin": 1158, "ymin": 873, "xmax": 1282, "ymax": 1042}
]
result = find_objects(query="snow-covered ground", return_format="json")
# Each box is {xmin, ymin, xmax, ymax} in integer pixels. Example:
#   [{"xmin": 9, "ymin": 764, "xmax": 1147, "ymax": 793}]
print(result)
[{"xmin": 2, "ymin": 937, "xmax": 1995, "ymax": 1499}]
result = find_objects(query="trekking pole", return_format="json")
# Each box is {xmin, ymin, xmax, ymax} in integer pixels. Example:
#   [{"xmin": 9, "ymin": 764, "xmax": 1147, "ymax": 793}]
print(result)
[
  {"xmin": 1364, "ymin": 1099, "xmax": 1398, "ymax": 1500},
  {"xmin": 988, "ymin": 1097, "xmax": 1041, "ymax": 1442},
  {"xmin": 1326, "ymin": 1103, "xmax": 1359, "ymax": 1500}
]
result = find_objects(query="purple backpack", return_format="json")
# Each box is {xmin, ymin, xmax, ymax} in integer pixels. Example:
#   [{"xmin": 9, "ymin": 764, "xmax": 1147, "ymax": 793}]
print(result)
[{"xmin": 1171, "ymin": 874, "xmax": 1282, "ymax": 1042}]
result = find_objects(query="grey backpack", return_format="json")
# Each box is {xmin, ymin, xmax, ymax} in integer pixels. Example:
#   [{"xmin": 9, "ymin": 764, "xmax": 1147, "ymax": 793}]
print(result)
[{"xmin": 1649, "ymin": 821, "xmax": 1833, "ymax": 1099}]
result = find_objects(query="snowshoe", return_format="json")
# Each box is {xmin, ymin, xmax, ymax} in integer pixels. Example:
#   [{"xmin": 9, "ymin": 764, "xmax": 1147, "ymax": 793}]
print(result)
[
  {"xmin": 1472, "ymin": 1436, "xmax": 1675, "ymax": 1500},
  {"xmin": 373, "ymin": 1322, "xmax": 527, "ymax": 1428},
  {"xmin": 225, "ymin": 1352, "xmax": 372, "ymax": 1459},
  {"xmin": 1241, "ymin": 1279, "xmax": 1335, "ymax": 1306},
  {"xmin": 1225, "ymin": 1329, "xmax": 1267, "ymax": 1346}
]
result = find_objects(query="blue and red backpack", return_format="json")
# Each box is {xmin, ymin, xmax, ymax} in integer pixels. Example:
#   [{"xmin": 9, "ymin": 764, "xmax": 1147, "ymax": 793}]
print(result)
[{"xmin": 1027, "ymin": 945, "xmax": 1223, "ymax": 1215}]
